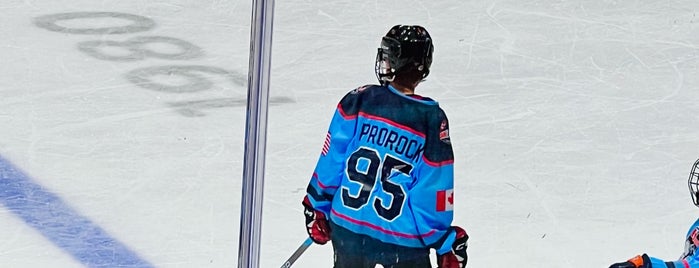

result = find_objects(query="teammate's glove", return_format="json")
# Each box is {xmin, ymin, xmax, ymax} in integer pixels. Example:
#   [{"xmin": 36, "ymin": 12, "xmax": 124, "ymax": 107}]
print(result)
[
  {"xmin": 609, "ymin": 254, "xmax": 651, "ymax": 268},
  {"xmin": 437, "ymin": 226, "xmax": 468, "ymax": 268},
  {"xmin": 302, "ymin": 196, "xmax": 330, "ymax": 245}
]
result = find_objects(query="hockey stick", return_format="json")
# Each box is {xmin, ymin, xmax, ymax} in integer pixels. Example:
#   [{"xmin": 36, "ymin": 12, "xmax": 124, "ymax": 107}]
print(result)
[{"xmin": 280, "ymin": 237, "xmax": 313, "ymax": 268}]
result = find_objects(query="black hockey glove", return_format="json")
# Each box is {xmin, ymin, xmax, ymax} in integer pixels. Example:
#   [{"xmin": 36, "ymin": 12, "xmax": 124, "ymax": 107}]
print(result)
[
  {"xmin": 609, "ymin": 254, "xmax": 651, "ymax": 268},
  {"xmin": 437, "ymin": 226, "xmax": 468, "ymax": 268}
]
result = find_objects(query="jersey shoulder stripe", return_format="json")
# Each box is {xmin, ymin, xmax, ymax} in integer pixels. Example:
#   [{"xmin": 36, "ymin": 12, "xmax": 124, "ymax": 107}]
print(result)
[
  {"xmin": 337, "ymin": 103, "xmax": 358, "ymax": 119},
  {"xmin": 358, "ymin": 112, "xmax": 425, "ymax": 138},
  {"xmin": 422, "ymin": 154, "xmax": 454, "ymax": 167}
]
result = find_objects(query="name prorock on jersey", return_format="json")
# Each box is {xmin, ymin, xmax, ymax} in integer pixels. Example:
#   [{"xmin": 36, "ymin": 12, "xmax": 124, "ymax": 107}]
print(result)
[{"xmin": 358, "ymin": 122, "xmax": 425, "ymax": 163}]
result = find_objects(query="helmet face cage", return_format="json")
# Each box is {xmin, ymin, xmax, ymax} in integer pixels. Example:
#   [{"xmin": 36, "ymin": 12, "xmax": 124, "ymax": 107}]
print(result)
[
  {"xmin": 375, "ymin": 38, "xmax": 397, "ymax": 85},
  {"xmin": 689, "ymin": 158, "xmax": 699, "ymax": 207},
  {"xmin": 375, "ymin": 25, "xmax": 433, "ymax": 85}
]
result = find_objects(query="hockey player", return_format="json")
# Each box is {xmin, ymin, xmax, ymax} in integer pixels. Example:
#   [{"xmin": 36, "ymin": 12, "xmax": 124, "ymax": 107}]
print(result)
[
  {"xmin": 302, "ymin": 25, "xmax": 468, "ymax": 268},
  {"xmin": 609, "ymin": 159, "xmax": 699, "ymax": 268}
]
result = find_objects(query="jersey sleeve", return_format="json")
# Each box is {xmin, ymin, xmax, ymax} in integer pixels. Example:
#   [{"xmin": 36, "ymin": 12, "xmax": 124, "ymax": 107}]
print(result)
[
  {"xmin": 644, "ymin": 218, "xmax": 699, "ymax": 267},
  {"xmin": 408, "ymin": 109, "xmax": 457, "ymax": 255},
  {"xmin": 305, "ymin": 91, "xmax": 361, "ymax": 216},
  {"xmin": 648, "ymin": 256, "xmax": 698, "ymax": 268},
  {"xmin": 409, "ymin": 160, "xmax": 456, "ymax": 254}
]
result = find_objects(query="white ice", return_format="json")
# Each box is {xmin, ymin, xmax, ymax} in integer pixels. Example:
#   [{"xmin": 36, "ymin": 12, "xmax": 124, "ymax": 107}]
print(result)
[{"xmin": 1, "ymin": 0, "xmax": 699, "ymax": 267}]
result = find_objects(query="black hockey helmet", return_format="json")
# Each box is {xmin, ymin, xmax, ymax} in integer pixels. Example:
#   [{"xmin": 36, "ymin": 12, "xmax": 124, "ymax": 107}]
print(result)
[
  {"xmin": 689, "ymin": 158, "xmax": 699, "ymax": 207},
  {"xmin": 375, "ymin": 25, "xmax": 434, "ymax": 85}
]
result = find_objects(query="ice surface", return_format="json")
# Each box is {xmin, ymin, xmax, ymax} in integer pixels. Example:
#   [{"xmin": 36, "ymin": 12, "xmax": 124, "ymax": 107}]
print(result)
[{"xmin": 0, "ymin": 0, "xmax": 698, "ymax": 267}]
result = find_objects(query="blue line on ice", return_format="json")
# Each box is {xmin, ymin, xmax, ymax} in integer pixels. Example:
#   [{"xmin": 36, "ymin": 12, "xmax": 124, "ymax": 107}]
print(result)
[{"xmin": 0, "ymin": 156, "xmax": 153, "ymax": 268}]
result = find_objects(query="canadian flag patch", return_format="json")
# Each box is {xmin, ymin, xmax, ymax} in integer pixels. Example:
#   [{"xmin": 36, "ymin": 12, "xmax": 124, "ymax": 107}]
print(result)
[{"xmin": 436, "ymin": 189, "xmax": 454, "ymax": 212}]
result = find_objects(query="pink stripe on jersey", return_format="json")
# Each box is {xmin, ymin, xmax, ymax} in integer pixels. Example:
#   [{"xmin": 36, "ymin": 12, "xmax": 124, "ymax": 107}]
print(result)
[
  {"xmin": 312, "ymin": 173, "xmax": 337, "ymax": 190},
  {"xmin": 337, "ymin": 104, "xmax": 357, "ymax": 119},
  {"xmin": 422, "ymin": 154, "xmax": 454, "ymax": 167},
  {"xmin": 358, "ymin": 112, "xmax": 425, "ymax": 138}
]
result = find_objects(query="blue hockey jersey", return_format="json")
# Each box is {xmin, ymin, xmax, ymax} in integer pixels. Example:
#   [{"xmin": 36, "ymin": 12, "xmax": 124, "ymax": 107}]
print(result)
[
  {"xmin": 644, "ymin": 218, "xmax": 699, "ymax": 267},
  {"xmin": 305, "ymin": 84, "xmax": 457, "ymax": 255}
]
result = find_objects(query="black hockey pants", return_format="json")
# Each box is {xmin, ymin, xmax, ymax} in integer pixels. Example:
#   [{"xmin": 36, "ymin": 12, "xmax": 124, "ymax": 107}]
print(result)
[{"xmin": 329, "ymin": 221, "xmax": 431, "ymax": 268}]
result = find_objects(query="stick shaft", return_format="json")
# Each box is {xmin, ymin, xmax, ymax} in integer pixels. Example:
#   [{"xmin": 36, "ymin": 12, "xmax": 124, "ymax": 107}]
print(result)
[{"xmin": 280, "ymin": 238, "xmax": 313, "ymax": 268}]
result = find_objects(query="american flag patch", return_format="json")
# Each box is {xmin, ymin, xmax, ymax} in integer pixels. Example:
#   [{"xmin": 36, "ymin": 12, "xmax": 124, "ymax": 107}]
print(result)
[{"xmin": 321, "ymin": 132, "xmax": 331, "ymax": 155}]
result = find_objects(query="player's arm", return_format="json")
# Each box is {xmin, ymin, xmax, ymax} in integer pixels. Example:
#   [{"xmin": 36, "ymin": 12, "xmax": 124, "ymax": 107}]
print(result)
[
  {"xmin": 673, "ymin": 241, "xmax": 699, "ymax": 268},
  {"xmin": 410, "ymin": 146, "xmax": 468, "ymax": 268},
  {"xmin": 410, "ymin": 154, "xmax": 455, "ymax": 251},
  {"xmin": 684, "ymin": 253, "xmax": 699, "ymax": 268},
  {"xmin": 305, "ymin": 91, "xmax": 360, "ymax": 214},
  {"xmin": 303, "ymin": 91, "xmax": 361, "ymax": 245},
  {"xmin": 609, "ymin": 254, "xmax": 699, "ymax": 268},
  {"xmin": 408, "ymin": 111, "xmax": 468, "ymax": 268},
  {"xmin": 664, "ymin": 257, "xmax": 699, "ymax": 268},
  {"xmin": 610, "ymin": 219, "xmax": 699, "ymax": 268},
  {"xmin": 410, "ymin": 158, "xmax": 468, "ymax": 267}
]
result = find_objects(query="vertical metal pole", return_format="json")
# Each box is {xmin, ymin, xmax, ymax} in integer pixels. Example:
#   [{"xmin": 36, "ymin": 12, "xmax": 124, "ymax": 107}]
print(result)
[{"xmin": 238, "ymin": 0, "xmax": 275, "ymax": 267}]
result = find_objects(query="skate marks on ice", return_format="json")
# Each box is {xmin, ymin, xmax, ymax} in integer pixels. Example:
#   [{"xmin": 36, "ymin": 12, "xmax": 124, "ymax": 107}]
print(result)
[
  {"xmin": 0, "ymin": 156, "xmax": 153, "ymax": 267},
  {"xmin": 33, "ymin": 11, "xmax": 294, "ymax": 117},
  {"xmin": 166, "ymin": 95, "xmax": 295, "ymax": 117}
]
